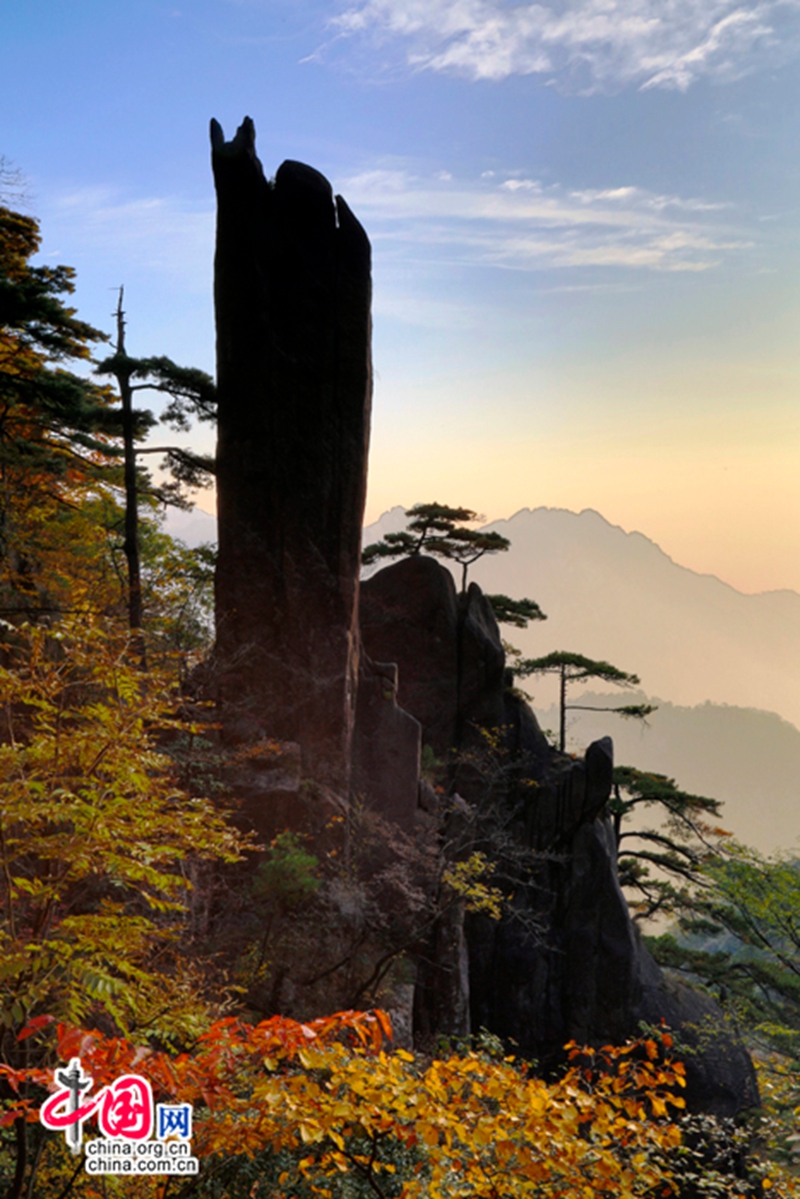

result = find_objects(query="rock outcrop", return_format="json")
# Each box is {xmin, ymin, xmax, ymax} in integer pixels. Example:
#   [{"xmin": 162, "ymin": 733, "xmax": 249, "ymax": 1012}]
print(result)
[
  {"xmin": 209, "ymin": 123, "xmax": 757, "ymax": 1115},
  {"xmin": 211, "ymin": 117, "xmax": 372, "ymax": 795},
  {"xmin": 360, "ymin": 556, "xmax": 460, "ymax": 758},
  {"xmin": 352, "ymin": 658, "xmax": 421, "ymax": 833},
  {"xmin": 360, "ymin": 555, "xmax": 549, "ymax": 763},
  {"xmin": 361, "ymin": 555, "xmax": 758, "ymax": 1113}
]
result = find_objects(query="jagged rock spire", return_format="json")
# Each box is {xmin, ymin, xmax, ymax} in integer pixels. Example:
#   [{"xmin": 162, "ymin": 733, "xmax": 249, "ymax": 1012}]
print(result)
[{"xmin": 211, "ymin": 117, "xmax": 372, "ymax": 795}]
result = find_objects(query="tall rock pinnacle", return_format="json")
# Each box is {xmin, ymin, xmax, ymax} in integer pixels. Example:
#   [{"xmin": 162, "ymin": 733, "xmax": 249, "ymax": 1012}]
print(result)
[{"xmin": 211, "ymin": 116, "xmax": 372, "ymax": 795}]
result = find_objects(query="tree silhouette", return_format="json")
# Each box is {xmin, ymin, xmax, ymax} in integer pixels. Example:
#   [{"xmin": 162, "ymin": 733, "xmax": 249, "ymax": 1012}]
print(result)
[
  {"xmin": 446, "ymin": 526, "xmax": 513, "ymax": 593},
  {"xmin": 611, "ymin": 766, "xmax": 723, "ymax": 920},
  {"xmin": 363, "ymin": 502, "xmax": 510, "ymax": 592},
  {"xmin": 0, "ymin": 203, "xmax": 116, "ymax": 610},
  {"xmin": 485, "ymin": 594, "xmax": 546, "ymax": 628},
  {"xmin": 514, "ymin": 650, "xmax": 655, "ymax": 751},
  {"xmin": 95, "ymin": 289, "xmax": 215, "ymax": 638}
]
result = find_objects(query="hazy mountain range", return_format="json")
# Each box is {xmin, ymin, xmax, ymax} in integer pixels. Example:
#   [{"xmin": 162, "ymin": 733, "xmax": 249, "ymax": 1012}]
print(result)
[
  {"xmin": 364, "ymin": 506, "xmax": 800, "ymax": 733},
  {"xmin": 533, "ymin": 691, "xmax": 800, "ymax": 854},
  {"xmin": 162, "ymin": 506, "xmax": 217, "ymax": 548},
  {"xmin": 362, "ymin": 506, "xmax": 800, "ymax": 852},
  {"xmin": 167, "ymin": 502, "xmax": 800, "ymax": 851}
]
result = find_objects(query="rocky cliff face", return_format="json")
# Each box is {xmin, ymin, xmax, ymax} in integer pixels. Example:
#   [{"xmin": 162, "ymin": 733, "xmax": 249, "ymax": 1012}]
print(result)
[
  {"xmin": 361, "ymin": 556, "xmax": 758, "ymax": 1114},
  {"xmin": 211, "ymin": 117, "xmax": 372, "ymax": 796},
  {"xmin": 359, "ymin": 555, "xmax": 549, "ymax": 762},
  {"xmin": 209, "ymin": 126, "xmax": 757, "ymax": 1115}
]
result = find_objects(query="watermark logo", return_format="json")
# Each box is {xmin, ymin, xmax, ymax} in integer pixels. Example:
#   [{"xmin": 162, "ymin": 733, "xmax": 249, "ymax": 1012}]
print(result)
[{"xmin": 40, "ymin": 1058, "xmax": 199, "ymax": 1176}]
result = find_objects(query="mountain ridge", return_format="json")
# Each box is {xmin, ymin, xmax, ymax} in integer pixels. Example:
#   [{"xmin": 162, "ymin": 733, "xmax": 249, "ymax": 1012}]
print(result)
[
  {"xmin": 500, "ymin": 506, "xmax": 800, "ymax": 602},
  {"xmin": 368, "ymin": 502, "xmax": 800, "ymax": 602},
  {"xmin": 168, "ymin": 501, "xmax": 800, "ymax": 731},
  {"xmin": 534, "ymin": 689, "xmax": 800, "ymax": 853},
  {"xmin": 363, "ymin": 505, "xmax": 800, "ymax": 731}
]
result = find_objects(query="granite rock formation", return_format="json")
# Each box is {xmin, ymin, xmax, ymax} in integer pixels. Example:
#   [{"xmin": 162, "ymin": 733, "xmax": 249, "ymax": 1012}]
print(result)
[
  {"xmin": 361, "ymin": 555, "xmax": 758, "ymax": 1114},
  {"xmin": 360, "ymin": 555, "xmax": 549, "ymax": 763},
  {"xmin": 209, "ymin": 122, "xmax": 757, "ymax": 1114},
  {"xmin": 360, "ymin": 556, "xmax": 460, "ymax": 758},
  {"xmin": 351, "ymin": 657, "xmax": 421, "ymax": 833},
  {"xmin": 211, "ymin": 117, "xmax": 371, "ymax": 795}
]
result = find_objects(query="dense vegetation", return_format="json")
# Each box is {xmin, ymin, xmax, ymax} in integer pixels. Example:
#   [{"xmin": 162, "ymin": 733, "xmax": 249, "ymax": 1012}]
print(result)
[{"xmin": 1, "ymin": 199, "xmax": 800, "ymax": 1198}]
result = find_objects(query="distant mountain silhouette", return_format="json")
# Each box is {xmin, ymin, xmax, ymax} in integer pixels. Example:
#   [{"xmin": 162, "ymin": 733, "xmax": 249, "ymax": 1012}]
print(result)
[
  {"xmin": 163, "ymin": 502, "xmax": 800, "ymax": 850},
  {"xmin": 534, "ymin": 690, "xmax": 800, "ymax": 854},
  {"xmin": 363, "ymin": 506, "xmax": 800, "ymax": 733}
]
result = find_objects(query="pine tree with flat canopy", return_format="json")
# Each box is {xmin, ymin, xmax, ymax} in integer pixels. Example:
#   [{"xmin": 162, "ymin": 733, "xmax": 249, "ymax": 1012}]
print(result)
[
  {"xmin": 364, "ymin": 501, "xmax": 543, "ymax": 603},
  {"xmin": 95, "ymin": 288, "xmax": 216, "ymax": 640},
  {"xmin": 363, "ymin": 502, "xmax": 511, "ymax": 592},
  {"xmin": 514, "ymin": 649, "xmax": 656, "ymax": 751}
]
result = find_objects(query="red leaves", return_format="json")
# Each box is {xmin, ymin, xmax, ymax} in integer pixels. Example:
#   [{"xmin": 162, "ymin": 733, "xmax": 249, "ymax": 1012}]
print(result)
[
  {"xmin": 1, "ymin": 1007, "xmax": 696, "ymax": 1197},
  {"xmin": 0, "ymin": 1065, "xmax": 29, "ymax": 1097},
  {"xmin": 194, "ymin": 1008, "xmax": 392, "ymax": 1061},
  {"xmin": 16, "ymin": 1014, "xmax": 55, "ymax": 1042},
  {"xmin": 2, "ymin": 1007, "xmax": 392, "ymax": 1125}
]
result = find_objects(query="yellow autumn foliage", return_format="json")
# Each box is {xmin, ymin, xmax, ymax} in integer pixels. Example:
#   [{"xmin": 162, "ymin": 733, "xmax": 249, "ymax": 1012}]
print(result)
[{"xmin": 153, "ymin": 1017, "xmax": 688, "ymax": 1197}]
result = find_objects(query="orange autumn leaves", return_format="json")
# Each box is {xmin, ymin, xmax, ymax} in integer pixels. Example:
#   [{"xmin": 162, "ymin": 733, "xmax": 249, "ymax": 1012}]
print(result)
[
  {"xmin": 254, "ymin": 1035, "xmax": 686, "ymax": 1199},
  {"xmin": 4, "ymin": 1011, "xmax": 695, "ymax": 1198}
]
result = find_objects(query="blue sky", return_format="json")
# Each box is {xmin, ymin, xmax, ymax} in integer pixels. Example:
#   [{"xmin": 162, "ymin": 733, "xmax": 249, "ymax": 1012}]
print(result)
[{"xmin": 2, "ymin": 0, "xmax": 800, "ymax": 592}]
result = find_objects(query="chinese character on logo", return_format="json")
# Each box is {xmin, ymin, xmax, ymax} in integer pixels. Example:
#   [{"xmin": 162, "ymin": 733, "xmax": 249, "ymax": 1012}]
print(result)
[
  {"xmin": 39, "ymin": 1056, "xmax": 195, "ymax": 1170},
  {"xmin": 98, "ymin": 1075, "xmax": 154, "ymax": 1141},
  {"xmin": 157, "ymin": 1103, "xmax": 193, "ymax": 1140},
  {"xmin": 40, "ymin": 1062, "xmax": 154, "ymax": 1152}
]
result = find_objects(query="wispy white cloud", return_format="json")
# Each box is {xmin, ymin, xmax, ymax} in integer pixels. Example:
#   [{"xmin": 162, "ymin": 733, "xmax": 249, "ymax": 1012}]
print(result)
[
  {"xmin": 568, "ymin": 186, "xmax": 729, "ymax": 212},
  {"xmin": 327, "ymin": 0, "xmax": 800, "ymax": 91},
  {"xmin": 37, "ymin": 188, "xmax": 214, "ymax": 294},
  {"xmin": 33, "ymin": 171, "xmax": 751, "ymax": 328},
  {"xmin": 337, "ymin": 167, "xmax": 751, "ymax": 272}
]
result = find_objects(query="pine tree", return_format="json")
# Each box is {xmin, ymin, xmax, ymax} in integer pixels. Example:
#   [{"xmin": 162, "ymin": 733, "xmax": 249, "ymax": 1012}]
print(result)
[
  {"xmin": 611, "ymin": 766, "xmax": 724, "ymax": 919},
  {"xmin": 95, "ymin": 288, "xmax": 215, "ymax": 638},
  {"xmin": 513, "ymin": 650, "xmax": 656, "ymax": 751},
  {"xmin": 485, "ymin": 593, "xmax": 546, "ymax": 627},
  {"xmin": 0, "ymin": 205, "xmax": 116, "ymax": 612},
  {"xmin": 363, "ymin": 502, "xmax": 511, "ymax": 592}
]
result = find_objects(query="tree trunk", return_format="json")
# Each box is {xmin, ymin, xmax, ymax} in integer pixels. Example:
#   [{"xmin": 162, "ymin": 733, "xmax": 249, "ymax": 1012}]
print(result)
[{"xmin": 114, "ymin": 290, "xmax": 145, "ymax": 661}]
